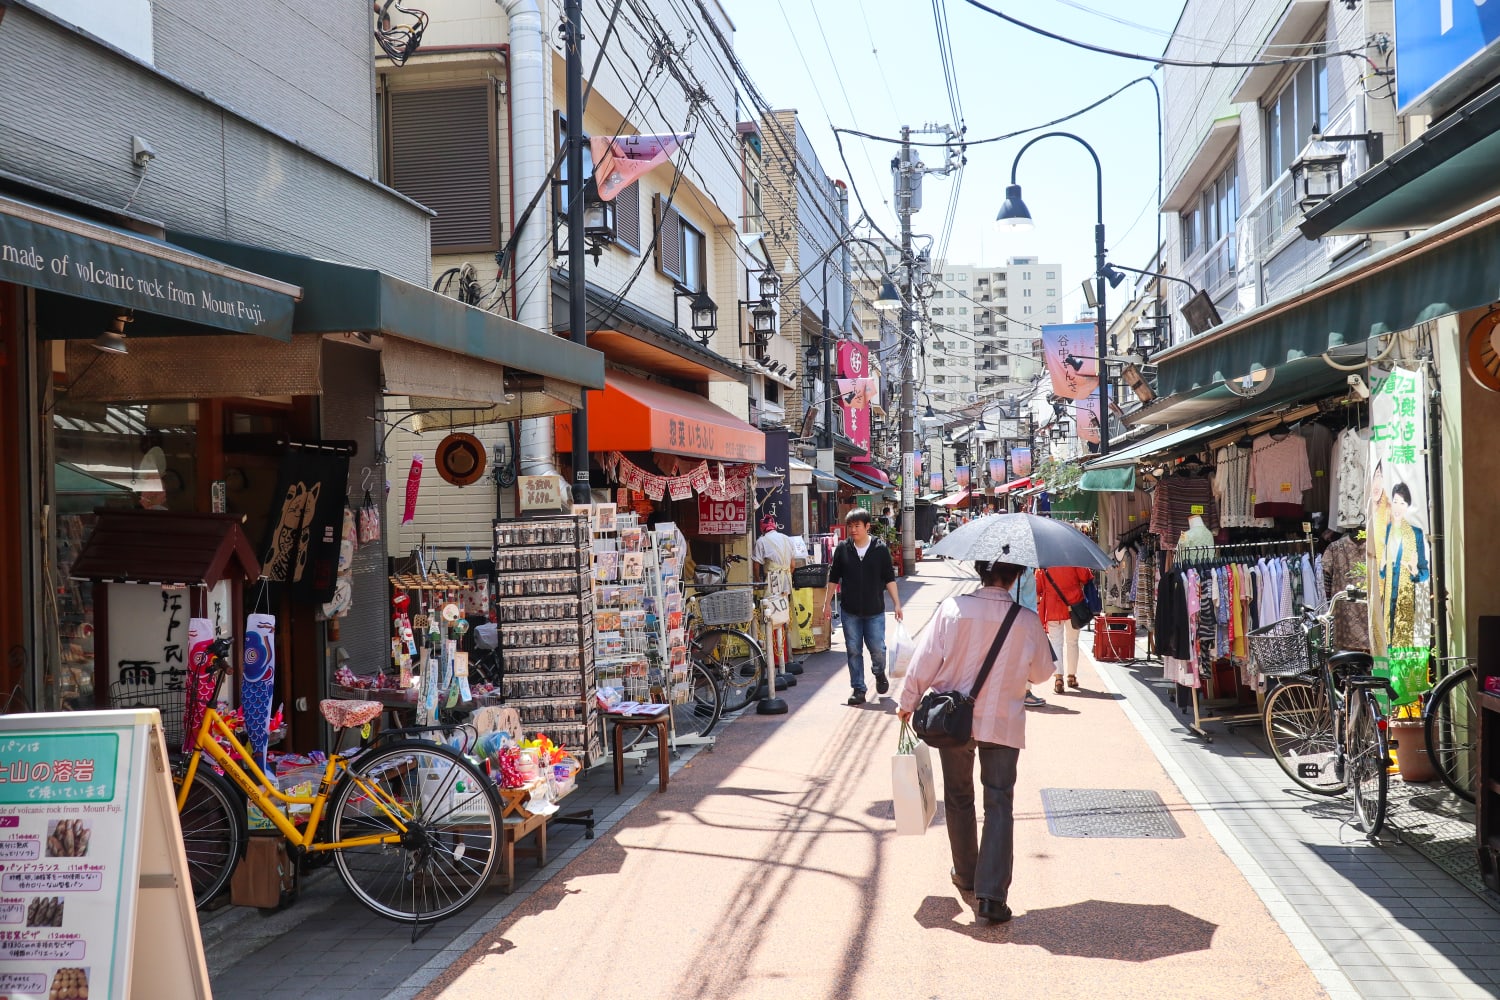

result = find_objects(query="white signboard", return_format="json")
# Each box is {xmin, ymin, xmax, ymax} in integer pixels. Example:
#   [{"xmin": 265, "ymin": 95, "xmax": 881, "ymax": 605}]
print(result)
[
  {"xmin": 0, "ymin": 710, "xmax": 209, "ymax": 1000},
  {"xmin": 105, "ymin": 582, "xmax": 230, "ymax": 692},
  {"xmin": 518, "ymin": 474, "xmax": 566, "ymax": 511}
]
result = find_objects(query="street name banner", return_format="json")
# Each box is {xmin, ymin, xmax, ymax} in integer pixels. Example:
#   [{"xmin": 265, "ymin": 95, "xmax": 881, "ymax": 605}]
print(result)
[
  {"xmin": 1039, "ymin": 323, "xmax": 1099, "ymax": 400},
  {"xmin": 0, "ymin": 710, "xmax": 209, "ymax": 1000}
]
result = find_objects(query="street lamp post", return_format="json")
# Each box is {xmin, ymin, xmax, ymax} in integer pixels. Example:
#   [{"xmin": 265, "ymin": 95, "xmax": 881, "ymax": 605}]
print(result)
[{"xmin": 996, "ymin": 131, "xmax": 1111, "ymax": 456}]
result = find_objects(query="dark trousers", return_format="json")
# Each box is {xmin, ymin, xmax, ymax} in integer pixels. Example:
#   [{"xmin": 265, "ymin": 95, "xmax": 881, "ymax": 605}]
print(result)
[{"xmin": 937, "ymin": 741, "xmax": 1020, "ymax": 904}]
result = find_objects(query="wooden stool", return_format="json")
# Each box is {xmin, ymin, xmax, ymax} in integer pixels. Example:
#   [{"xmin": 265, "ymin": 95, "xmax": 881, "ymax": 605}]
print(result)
[{"xmin": 610, "ymin": 712, "xmax": 670, "ymax": 794}]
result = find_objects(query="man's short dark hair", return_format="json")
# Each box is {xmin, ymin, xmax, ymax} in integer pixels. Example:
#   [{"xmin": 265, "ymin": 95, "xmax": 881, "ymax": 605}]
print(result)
[
  {"xmin": 845, "ymin": 508, "xmax": 873, "ymax": 527},
  {"xmin": 975, "ymin": 560, "xmax": 1025, "ymax": 589}
]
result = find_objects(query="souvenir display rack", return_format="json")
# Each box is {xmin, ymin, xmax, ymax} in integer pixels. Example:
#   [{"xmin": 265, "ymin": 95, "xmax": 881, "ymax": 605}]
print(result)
[{"xmin": 491, "ymin": 515, "xmax": 601, "ymax": 764}]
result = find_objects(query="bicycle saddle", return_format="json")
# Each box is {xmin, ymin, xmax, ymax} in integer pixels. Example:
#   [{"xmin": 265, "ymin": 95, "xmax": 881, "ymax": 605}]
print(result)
[
  {"xmin": 1327, "ymin": 650, "xmax": 1374, "ymax": 672},
  {"xmin": 320, "ymin": 699, "xmax": 383, "ymax": 729}
]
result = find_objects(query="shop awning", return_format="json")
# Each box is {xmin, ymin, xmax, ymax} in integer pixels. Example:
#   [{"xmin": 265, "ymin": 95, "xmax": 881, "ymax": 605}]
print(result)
[
  {"xmin": 2, "ymin": 195, "xmax": 300, "ymax": 338},
  {"xmin": 814, "ymin": 471, "xmax": 837, "ymax": 493},
  {"xmin": 554, "ymin": 370, "xmax": 764, "ymax": 463},
  {"xmin": 1301, "ymin": 78, "xmax": 1500, "ymax": 240},
  {"xmin": 935, "ymin": 489, "xmax": 971, "ymax": 507},
  {"xmin": 1087, "ymin": 389, "xmax": 1324, "ymax": 470},
  {"xmin": 1079, "ymin": 467, "xmax": 1136, "ymax": 492},
  {"xmin": 849, "ymin": 462, "xmax": 891, "ymax": 485},
  {"xmin": 1152, "ymin": 187, "xmax": 1500, "ymax": 398},
  {"xmin": 787, "ymin": 457, "xmax": 814, "ymax": 487},
  {"xmin": 996, "ymin": 477, "xmax": 1034, "ymax": 495},
  {"xmin": 170, "ymin": 234, "xmax": 605, "ymax": 391},
  {"xmin": 835, "ymin": 467, "xmax": 893, "ymax": 495}
]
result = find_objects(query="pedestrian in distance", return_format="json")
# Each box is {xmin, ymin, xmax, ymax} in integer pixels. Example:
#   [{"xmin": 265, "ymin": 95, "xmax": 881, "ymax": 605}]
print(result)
[
  {"xmin": 897, "ymin": 559, "xmax": 1055, "ymax": 924},
  {"xmin": 1037, "ymin": 565, "xmax": 1094, "ymax": 695},
  {"xmin": 822, "ymin": 508, "xmax": 903, "ymax": 705}
]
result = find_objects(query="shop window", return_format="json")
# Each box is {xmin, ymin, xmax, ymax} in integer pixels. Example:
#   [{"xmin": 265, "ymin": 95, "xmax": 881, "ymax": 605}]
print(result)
[{"xmin": 386, "ymin": 86, "xmax": 501, "ymax": 253}]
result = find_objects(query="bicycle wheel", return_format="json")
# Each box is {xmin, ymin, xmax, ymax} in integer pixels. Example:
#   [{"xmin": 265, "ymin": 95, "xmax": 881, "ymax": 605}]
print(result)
[
  {"xmin": 675, "ymin": 661, "xmax": 723, "ymax": 739},
  {"xmin": 173, "ymin": 761, "xmax": 246, "ymax": 908},
  {"xmin": 329, "ymin": 742, "xmax": 500, "ymax": 923},
  {"xmin": 696, "ymin": 627, "xmax": 764, "ymax": 713},
  {"xmin": 1263, "ymin": 679, "xmax": 1346, "ymax": 795},
  {"xmin": 1347, "ymin": 690, "xmax": 1388, "ymax": 836},
  {"xmin": 1425, "ymin": 665, "xmax": 1477, "ymax": 804}
]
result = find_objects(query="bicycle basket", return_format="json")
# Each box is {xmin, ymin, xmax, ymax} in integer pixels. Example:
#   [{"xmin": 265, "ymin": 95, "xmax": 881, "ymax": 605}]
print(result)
[
  {"xmin": 109, "ymin": 683, "xmax": 187, "ymax": 748},
  {"xmin": 1246, "ymin": 618, "xmax": 1313, "ymax": 679},
  {"xmin": 791, "ymin": 564, "xmax": 830, "ymax": 590},
  {"xmin": 697, "ymin": 588, "xmax": 755, "ymax": 627}
]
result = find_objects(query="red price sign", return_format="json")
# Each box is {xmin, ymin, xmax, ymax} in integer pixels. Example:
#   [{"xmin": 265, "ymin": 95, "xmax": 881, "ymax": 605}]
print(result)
[{"xmin": 697, "ymin": 495, "xmax": 747, "ymax": 535}]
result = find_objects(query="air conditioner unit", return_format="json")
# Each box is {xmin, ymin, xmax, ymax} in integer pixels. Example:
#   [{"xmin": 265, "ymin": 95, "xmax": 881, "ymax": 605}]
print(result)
[{"xmin": 965, "ymin": 393, "xmax": 979, "ymax": 403}]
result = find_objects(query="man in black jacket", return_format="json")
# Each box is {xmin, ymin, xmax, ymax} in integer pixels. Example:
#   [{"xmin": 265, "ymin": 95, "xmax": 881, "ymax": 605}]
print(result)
[{"xmin": 822, "ymin": 509, "xmax": 904, "ymax": 704}]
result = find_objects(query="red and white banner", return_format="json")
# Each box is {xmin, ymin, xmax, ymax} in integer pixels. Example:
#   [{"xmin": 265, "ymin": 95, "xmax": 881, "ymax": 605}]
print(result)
[
  {"xmin": 837, "ymin": 341, "xmax": 876, "ymax": 452},
  {"xmin": 698, "ymin": 495, "xmax": 747, "ymax": 535},
  {"xmin": 590, "ymin": 132, "xmax": 693, "ymax": 201}
]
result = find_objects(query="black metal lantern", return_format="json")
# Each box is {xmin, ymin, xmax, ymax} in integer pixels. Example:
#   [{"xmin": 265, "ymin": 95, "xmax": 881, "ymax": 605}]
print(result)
[
  {"xmin": 688, "ymin": 290, "xmax": 718, "ymax": 345},
  {"xmin": 757, "ymin": 269, "xmax": 781, "ymax": 302},
  {"xmin": 1290, "ymin": 128, "xmax": 1347, "ymax": 208}
]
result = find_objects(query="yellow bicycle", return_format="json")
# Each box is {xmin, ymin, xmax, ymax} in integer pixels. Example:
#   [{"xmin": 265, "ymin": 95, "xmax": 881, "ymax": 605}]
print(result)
[{"xmin": 173, "ymin": 638, "xmax": 501, "ymax": 923}]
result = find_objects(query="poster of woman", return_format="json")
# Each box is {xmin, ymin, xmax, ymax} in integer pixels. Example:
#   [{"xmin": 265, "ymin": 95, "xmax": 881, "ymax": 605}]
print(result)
[{"xmin": 1367, "ymin": 366, "xmax": 1433, "ymax": 703}]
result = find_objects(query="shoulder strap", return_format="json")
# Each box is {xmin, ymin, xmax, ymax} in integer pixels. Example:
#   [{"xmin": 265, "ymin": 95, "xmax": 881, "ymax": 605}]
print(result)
[
  {"xmin": 967, "ymin": 602, "xmax": 1023, "ymax": 702},
  {"xmin": 1041, "ymin": 569, "xmax": 1070, "ymax": 603}
]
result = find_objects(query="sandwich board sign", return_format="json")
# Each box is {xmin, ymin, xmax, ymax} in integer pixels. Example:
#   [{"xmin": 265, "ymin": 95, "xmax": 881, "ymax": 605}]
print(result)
[{"xmin": 0, "ymin": 710, "xmax": 211, "ymax": 999}]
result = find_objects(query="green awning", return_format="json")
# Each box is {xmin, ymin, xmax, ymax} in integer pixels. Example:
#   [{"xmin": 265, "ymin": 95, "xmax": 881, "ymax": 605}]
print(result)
[
  {"xmin": 169, "ymin": 234, "xmax": 605, "ymax": 390},
  {"xmin": 1079, "ymin": 467, "xmax": 1135, "ymax": 492},
  {"xmin": 1302, "ymin": 78, "xmax": 1500, "ymax": 240},
  {"xmin": 1087, "ymin": 390, "xmax": 1316, "ymax": 470},
  {"xmin": 0, "ymin": 195, "xmax": 300, "ymax": 338},
  {"xmin": 1154, "ymin": 189, "xmax": 1500, "ymax": 398}
]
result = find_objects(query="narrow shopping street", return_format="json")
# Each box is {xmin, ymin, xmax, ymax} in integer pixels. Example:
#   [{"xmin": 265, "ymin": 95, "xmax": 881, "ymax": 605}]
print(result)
[{"xmin": 196, "ymin": 560, "xmax": 1498, "ymax": 1000}]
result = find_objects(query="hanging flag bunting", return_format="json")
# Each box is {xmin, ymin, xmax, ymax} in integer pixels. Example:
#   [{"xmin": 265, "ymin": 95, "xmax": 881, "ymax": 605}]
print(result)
[
  {"xmin": 669, "ymin": 476, "xmax": 693, "ymax": 500},
  {"xmin": 689, "ymin": 462, "xmax": 711, "ymax": 493},
  {"xmin": 645, "ymin": 475, "xmax": 667, "ymax": 501},
  {"xmin": 590, "ymin": 132, "xmax": 694, "ymax": 201},
  {"xmin": 1039, "ymin": 323, "xmax": 1100, "ymax": 400}
]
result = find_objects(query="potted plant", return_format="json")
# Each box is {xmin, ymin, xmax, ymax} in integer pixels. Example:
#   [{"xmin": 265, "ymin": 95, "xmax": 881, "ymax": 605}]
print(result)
[{"xmin": 1390, "ymin": 700, "xmax": 1436, "ymax": 783}]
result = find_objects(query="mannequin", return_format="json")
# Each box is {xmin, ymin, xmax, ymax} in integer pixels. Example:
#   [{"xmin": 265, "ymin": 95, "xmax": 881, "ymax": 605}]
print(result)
[{"xmin": 1177, "ymin": 514, "xmax": 1216, "ymax": 562}]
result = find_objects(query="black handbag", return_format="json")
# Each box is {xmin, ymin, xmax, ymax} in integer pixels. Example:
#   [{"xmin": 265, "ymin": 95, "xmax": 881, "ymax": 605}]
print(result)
[
  {"xmin": 911, "ymin": 603, "xmax": 1022, "ymax": 749},
  {"xmin": 1044, "ymin": 570, "xmax": 1095, "ymax": 630}
]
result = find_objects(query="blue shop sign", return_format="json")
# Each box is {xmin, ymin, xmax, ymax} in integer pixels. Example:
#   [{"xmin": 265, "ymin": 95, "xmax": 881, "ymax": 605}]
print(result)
[{"xmin": 1396, "ymin": 0, "xmax": 1500, "ymax": 113}]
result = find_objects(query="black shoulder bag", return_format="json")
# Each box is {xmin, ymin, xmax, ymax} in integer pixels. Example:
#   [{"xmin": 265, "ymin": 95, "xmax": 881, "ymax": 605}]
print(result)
[
  {"xmin": 1044, "ymin": 570, "xmax": 1095, "ymax": 630},
  {"xmin": 912, "ymin": 603, "xmax": 1023, "ymax": 749}
]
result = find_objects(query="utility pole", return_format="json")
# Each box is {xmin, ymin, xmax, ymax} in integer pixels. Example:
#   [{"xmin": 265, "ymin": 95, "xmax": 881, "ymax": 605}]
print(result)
[{"xmin": 564, "ymin": 0, "xmax": 591, "ymax": 505}]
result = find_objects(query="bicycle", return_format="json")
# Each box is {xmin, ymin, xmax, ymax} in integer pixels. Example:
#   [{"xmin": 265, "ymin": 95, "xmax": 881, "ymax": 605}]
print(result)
[
  {"xmin": 1425, "ymin": 659, "xmax": 1477, "ymax": 803},
  {"xmin": 1258, "ymin": 588, "xmax": 1394, "ymax": 836},
  {"xmin": 686, "ymin": 584, "xmax": 768, "ymax": 714},
  {"xmin": 174, "ymin": 638, "xmax": 502, "ymax": 923}
]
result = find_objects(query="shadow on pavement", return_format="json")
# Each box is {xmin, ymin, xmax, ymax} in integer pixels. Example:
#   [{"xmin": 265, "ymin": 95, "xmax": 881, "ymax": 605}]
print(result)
[{"xmin": 1007, "ymin": 900, "xmax": 1218, "ymax": 960}]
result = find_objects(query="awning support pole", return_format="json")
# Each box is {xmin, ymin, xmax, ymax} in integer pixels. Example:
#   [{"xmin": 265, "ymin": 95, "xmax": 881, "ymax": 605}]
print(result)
[{"xmin": 564, "ymin": 0, "xmax": 591, "ymax": 505}]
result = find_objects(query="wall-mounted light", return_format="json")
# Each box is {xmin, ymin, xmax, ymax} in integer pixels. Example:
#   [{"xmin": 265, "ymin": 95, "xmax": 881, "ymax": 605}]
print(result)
[{"xmin": 94, "ymin": 311, "xmax": 131, "ymax": 354}]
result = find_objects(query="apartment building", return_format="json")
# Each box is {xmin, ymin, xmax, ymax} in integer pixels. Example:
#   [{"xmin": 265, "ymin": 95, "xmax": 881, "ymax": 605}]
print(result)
[
  {"xmin": 923, "ymin": 257, "xmax": 1055, "ymax": 408},
  {"xmin": 1156, "ymin": 0, "xmax": 1398, "ymax": 347}
]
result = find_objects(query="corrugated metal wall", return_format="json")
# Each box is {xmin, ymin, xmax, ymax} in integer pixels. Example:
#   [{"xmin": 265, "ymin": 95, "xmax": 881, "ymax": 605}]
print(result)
[{"xmin": 319, "ymin": 341, "xmax": 390, "ymax": 679}]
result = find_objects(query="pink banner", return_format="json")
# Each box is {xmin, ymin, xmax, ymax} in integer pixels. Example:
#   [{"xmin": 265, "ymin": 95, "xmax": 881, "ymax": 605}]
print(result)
[
  {"xmin": 590, "ymin": 132, "xmax": 692, "ymax": 201},
  {"xmin": 837, "ymin": 341, "xmax": 875, "ymax": 451},
  {"xmin": 955, "ymin": 466, "xmax": 971, "ymax": 489},
  {"xmin": 1075, "ymin": 395, "xmax": 1101, "ymax": 444},
  {"xmin": 929, "ymin": 472, "xmax": 943, "ymax": 491},
  {"xmin": 1040, "ymin": 323, "xmax": 1100, "ymax": 401},
  {"xmin": 988, "ymin": 457, "xmax": 1006, "ymax": 481},
  {"xmin": 1010, "ymin": 447, "xmax": 1032, "ymax": 479},
  {"xmin": 912, "ymin": 451, "xmax": 923, "ymax": 480}
]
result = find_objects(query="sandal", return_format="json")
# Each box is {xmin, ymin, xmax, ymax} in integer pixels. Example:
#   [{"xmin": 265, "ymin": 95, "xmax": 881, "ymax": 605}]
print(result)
[
  {"xmin": 1067, "ymin": 676, "xmax": 1080, "ymax": 689},
  {"xmin": 1053, "ymin": 675, "xmax": 1064, "ymax": 695}
]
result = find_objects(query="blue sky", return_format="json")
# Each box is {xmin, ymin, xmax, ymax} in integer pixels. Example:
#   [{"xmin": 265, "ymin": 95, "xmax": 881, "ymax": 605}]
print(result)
[{"xmin": 723, "ymin": 0, "xmax": 1187, "ymax": 322}]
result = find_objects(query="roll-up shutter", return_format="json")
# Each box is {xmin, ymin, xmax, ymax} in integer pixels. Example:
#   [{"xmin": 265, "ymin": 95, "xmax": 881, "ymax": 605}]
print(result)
[{"xmin": 388, "ymin": 87, "xmax": 499, "ymax": 253}]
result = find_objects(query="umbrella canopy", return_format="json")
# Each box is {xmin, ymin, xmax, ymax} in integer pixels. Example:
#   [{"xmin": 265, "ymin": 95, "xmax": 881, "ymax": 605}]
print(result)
[{"xmin": 926, "ymin": 512, "xmax": 1111, "ymax": 570}]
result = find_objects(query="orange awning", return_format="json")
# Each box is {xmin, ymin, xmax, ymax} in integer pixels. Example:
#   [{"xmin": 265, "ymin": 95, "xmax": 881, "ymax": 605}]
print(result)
[
  {"xmin": 936, "ymin": 490, "xmax": 971, "ymax": 507},
  {"xmin": 555, "ymin": 371, "xmax": 765, "ymax": 463}
]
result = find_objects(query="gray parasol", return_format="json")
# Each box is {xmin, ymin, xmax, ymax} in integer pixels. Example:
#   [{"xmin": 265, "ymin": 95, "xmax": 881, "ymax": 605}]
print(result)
[{"xmin": 927, "ymin": 512, "xmax": 1112, "ymax": 570}]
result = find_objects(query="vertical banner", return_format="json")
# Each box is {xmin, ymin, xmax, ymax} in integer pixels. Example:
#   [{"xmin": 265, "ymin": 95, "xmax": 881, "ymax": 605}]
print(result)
[
  {"xmin": 988, "ymin": 457, "xmax": 1005, "ymax": 482},
  {"xmin": 263, "ymin": 444, "xmax": 351, "ymax": 602},
  {"xmin": 912, "ymin": 451, "xmax": 923, "ymax": 480},
  {"xmin": 955, "ymin": 466, "xmax": 971, "ymax": 489},
  {"xmin": 929, "ymin": 472, "xmax": 943, "ymax": 492},
  {"xmin": 1075, "ymin": 395, "xmax": 1101, "ymax": 444},
  {"xmin": 837, "ymin": 341, "xmax": 876, "ymax": 453},
  {"xmin": 185, "ymin": 618, "xmax": 217, "ymax": 755},
  {"xmin": 1039, "ymin": 323, "xmax": 1099, "ymax": 400},
  {"xmin": 242, "ymin": 614, "xmax": 277, "ymax": 770},
  {"xmin": 1010, "ymin": 447, "xmax": 1032, "ymax": 479},
  {"xmin": 1367, "ymin": 365, "xmax": 1432, "ymax": 705}
]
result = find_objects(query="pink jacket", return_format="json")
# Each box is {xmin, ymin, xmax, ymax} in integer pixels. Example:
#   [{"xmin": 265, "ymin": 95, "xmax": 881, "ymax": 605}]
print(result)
[{"xmin": 898, "ymin": 587, "xmax": 1055, "ymax": 749}]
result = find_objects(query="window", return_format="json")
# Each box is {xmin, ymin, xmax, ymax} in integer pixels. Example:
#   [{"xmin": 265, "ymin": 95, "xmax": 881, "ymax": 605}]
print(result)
[
  {"xmin": 612, "ymin": 183, "xmax": 641, "ymax": 255},
  {"xmin": 653, "ymin": 194, "xmax": 706, "ymax": 291},
  {"xmin": 1022, "ymin": 271, "xmax": 1032, "ymax": 280},
  {"xmin": 933, "ymin": 358, "xmax": 946, "ymax": 367},
  {"xmin": 946, "ymin": 290, "xmax": 955, "ymax": 298},
  {"xmin": 1023, "ymin": 306, "xmax": 1032, "ymax": 314},
  {"xmin": 1046, "ymin": 288, "xmax": 1055, "ymax": 296},
  {"xmin": 1045, "ymin": 271, "xmax": 1055, "ymax": 280},
  {"xmin": 1046, "ymin": 305, "xmax": 1056, "ymax": 313},
  {"xmin": 1265, "ymin": 56, "xmax": 1327, "ymax": 183},
  {"xmin": 763, "ymin": 380, "xmax": 780, "ymax": 404},
  {"xmin": 1182, "ymin": 159, "xmax": 1238, "ymax": 259},
  {"xmin": 934, "ymin": 375, "xmax": 947, "ymax": 384},
  {"xmin": 1022, "ymin": 289, "xmax": 1032, "ymax": 297},
  {"xmin": 387, "ymin": 86, "xmax": 500, "ymax": 252},
  {"xmin": 958, "ymin": 307, "xmax": 968, "ymax": 314}
]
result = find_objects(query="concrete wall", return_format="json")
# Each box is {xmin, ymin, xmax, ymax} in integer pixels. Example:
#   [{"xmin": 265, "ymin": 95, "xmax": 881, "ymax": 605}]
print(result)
[{"xmin": 0, "ymin": 6, "xmax": 432, "ymax": 283}]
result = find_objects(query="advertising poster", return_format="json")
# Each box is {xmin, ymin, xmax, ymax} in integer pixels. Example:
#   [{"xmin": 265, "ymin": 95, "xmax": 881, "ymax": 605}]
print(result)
[
  {"xmin": 1010, "ymin": 447, "xmax": 1032, "ymax": 479},
  {"xmin": 1367, "ymin": 365, "xmax": 1433, "ymax": 704},
  {"xmin": 1039, "ymin": 323, "xmax": 1099, "ymax": 400},
  {"xmin": 697, "ymin": 495, "xmax": 747, "ymax": 535}
]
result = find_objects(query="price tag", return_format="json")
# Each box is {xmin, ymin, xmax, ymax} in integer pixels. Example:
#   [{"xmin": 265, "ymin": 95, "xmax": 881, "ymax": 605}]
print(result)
[
  {"xmin": 1315, "ymin": 469, "xmax": 1325, "ymax": 477},
  {"xmin": 1280, "ymin": 482, "xmax": 1293, "ymax": 493},
  {"xmin": 1302, "ymin": 522, "xmax": 1312, "ymax": 533},
  {"xmin": 1189, "ymin": 504, "xmax": 1205, "ymax": 515},
  {"xmin": 1128, "ymin": 514, "xmax": 1137, "ymax": 522}
]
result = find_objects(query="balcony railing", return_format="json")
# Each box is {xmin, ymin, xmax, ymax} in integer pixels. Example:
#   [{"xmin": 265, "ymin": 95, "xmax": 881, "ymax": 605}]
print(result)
[{"xmin": 1182, "ymin": 231, "xmax": 1237, "ymax": 302}]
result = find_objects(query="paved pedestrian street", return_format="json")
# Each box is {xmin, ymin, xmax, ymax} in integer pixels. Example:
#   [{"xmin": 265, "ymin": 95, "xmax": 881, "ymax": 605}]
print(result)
[{"xmin": 198, "ymin": 561, "xmax": 1500, "ymax": 999}]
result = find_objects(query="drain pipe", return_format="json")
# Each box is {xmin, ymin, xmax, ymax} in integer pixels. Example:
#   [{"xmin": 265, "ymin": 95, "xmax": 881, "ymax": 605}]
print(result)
[{"xmin": 502, "ymin": 0, "xmax": 566, "ymax": 485}]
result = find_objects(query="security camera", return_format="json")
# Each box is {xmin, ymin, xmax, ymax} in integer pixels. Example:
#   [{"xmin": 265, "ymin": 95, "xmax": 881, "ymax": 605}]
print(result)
[
  {"xmin": 131, "ymin": 136, "xmax": 156, "ymax": 168},
  {"xmin": 1347, "ymin": 373, "xmax": 1370, "ymax": 399}
]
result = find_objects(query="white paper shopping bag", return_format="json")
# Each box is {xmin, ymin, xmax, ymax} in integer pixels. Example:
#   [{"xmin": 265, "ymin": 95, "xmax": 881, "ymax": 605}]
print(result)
[{"xmin": 892, "ymin": 723, "xmax": 937, "ymax": 835}]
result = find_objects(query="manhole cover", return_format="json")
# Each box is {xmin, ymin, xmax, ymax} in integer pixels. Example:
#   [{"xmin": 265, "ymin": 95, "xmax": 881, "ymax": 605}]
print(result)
[{"xmin": 1040, "ymin": 788, "xmax": 1184, "ymax": 839}]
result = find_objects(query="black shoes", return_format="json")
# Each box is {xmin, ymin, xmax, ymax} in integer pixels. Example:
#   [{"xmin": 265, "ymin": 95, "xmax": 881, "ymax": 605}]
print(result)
[
  {"xmin": 977, "ymin": 898, "xmax": 1013, "ymax": 924},
  {"xmin": 874, "ymin": 670, "xmax": 890, "ymax": 695},
  {"xmin": 847, "ymin": 691, "xmax": 866, "ymax": 705}
]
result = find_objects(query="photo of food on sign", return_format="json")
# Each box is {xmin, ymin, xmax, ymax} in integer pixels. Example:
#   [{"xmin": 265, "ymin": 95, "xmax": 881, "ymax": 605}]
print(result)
[
  {"xmin": 50, "ymin": 967, "xmax": 88, "ymax": 997},
  {"xmin": 26, "ymin": 895, "xmax": 63, "ymax": 927},
  {"xmin": 45, "ymin": 818, "xmax": 91, "ymax": 858}
]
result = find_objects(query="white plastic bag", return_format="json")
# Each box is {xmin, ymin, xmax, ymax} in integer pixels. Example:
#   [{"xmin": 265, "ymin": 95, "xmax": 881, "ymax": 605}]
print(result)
[
  {"xmin": 887, "ymin": 618, "xmax": 916, "ymax": 678},
  {"xmin": 891, "ymin": 723, "xmax": 936, "ymax": 836}
]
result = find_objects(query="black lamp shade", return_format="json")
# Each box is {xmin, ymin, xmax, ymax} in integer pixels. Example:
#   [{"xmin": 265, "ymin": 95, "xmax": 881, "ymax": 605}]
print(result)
[
  {"xmin": 757, "ymin": 270, "xmax": 781, "ymax": 301},
  {"xmin": 689, "ymin": 291, "xmax": 718, "ymax": 333},
  {"xmin": 995, "ymin": 184, "xmax": 1033, "ymax": 230},
  {"xmin": 875, "ymin": 278, "xmax": 901, "ymax": 310}
]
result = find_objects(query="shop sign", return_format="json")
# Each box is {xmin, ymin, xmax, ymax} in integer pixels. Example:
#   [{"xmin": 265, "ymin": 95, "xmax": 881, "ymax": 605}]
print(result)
[
  {"xmin": 105, "ymin": 582, "xmax": 230, "ymax": 694},
  {"xmin": 1368, "ymin": 365, "xmax": 1434, "ymax": 704},
  {"xmin": 1393, "ymin": 0, "xmax": 1500, "ymax": 112},
  {"xmin": 1039, "ymin": 323, "xmax": 1099, "ymax": 401},
  {"xmin": 518, "ymin": 475, "xmax": 565, "ymax": 511},
  {"xmin": 697, "ymin": 495, "xmax": 747, "ymax": 535},
  {"xmin": 0, "ymin": 710, "xmax": 211, "ymax": 999},
  {"xmin": 854, "ymin": 495, "xmax": 874, "ymax": 513}
]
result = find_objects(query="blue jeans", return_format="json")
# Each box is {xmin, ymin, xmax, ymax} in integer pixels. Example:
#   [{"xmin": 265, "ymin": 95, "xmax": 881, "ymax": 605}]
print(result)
[{"xmin": 841, "ymin": 612, "xmax": 886, "ymax": 694}]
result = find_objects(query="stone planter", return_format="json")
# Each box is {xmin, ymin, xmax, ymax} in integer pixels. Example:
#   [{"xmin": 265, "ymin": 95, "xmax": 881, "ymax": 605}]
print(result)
[{"xmin": 1390, "ymin": 717, "xmax": 1437, "ymax": 783}]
